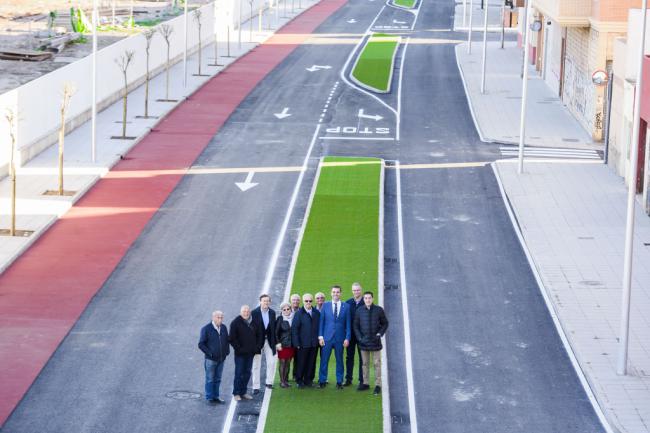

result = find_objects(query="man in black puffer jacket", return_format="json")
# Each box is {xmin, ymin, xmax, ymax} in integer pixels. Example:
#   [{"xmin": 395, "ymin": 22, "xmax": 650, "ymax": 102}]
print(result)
[
  {"xmin": 229, "ymin": 305, "xmax": 262, "ymax": 401},
  {"xmin": 353, "ymin": 291, "xmax": 388, "ymax": 395}
]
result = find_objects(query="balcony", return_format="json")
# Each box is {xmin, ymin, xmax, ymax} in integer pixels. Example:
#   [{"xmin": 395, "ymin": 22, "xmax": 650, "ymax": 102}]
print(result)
[{"xmin": 531, "ymin": 0, "xmax": 591, "ymax": 26}]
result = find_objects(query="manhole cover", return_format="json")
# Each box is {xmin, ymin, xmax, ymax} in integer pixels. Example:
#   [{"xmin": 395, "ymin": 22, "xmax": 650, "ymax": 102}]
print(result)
[{"xmin": 165, "ymin": 391, "xmax": 201, "ymax": 400}]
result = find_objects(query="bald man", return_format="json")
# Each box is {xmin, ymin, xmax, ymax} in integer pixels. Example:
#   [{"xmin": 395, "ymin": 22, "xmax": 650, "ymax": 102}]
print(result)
[{"xmin": 198, "ymin": 310, "xmax": 230, "ymax": 404}]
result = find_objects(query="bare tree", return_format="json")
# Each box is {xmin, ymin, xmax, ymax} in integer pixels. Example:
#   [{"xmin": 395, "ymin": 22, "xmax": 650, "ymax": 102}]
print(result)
[
  {"xmin": 5, "ymin": 109, "xmax": 17, "ymax": 236},
  {"xmin": 249, "ymin": 0, "xmax": 254, "ymax": 42},
  {"xmin": 142, "ymin": 28, "xmax": 157, "ymax": 117},
  {"xmin": 159, "ymin": 24, "xmax": 175, "ymax": 101},
  {"xmin": 193, "ymin": 9, "xmax": 207, "ymax": 76},
  {"xmin": 115, "ymin": 50, "xmax": 135, "ymax": 139},
  {"xmin": 57, "ymin": 83, "xmax": 75, "ymax": 195},
  {"xmin": 209, "ymin": 0, "xmax": 222, "ymax": 66}
]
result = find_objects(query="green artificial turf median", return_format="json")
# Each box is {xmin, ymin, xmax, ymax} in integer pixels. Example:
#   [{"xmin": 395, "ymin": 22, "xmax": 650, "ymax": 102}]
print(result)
[
  {"xmin": 351, "ymin": 33, "xmax": 400, "ymax": 93},
  {"xmin": 263, "ymin": 157, "xmax": 383, "ymax": 433},
  {"xmin": 394, "ymin": 0, "xmax": 416, "ymax": 8}
]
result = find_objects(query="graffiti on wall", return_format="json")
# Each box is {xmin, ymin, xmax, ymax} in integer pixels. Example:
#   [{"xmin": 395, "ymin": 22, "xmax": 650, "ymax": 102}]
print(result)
[{"xmin": 563, "ymin": 57, "xmax": 597, "ymax": 135}]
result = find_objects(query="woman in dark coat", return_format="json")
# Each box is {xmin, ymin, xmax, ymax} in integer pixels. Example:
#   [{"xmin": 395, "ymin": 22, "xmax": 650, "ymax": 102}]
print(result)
[{"xmin": 275, "ymin": 302, "xmax": 295, "ymax": 388}]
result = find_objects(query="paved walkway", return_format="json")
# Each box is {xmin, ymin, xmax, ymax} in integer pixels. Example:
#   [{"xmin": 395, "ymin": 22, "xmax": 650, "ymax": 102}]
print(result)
[
  {"xmin": 453, "ymin": 0, "xmax": 516, "ymax": 32},
  {"xmin": 0, "ymin": 2, "xmax": 312, "ymax": 275},
  {"xmin": 456, "ymin": 40, "xmax": 599, "ymax": 150},
  {"xmin": 494, "ymin": 160, "xmax": 650, "ymax": 433},
  {"xmin": 0, "ymin": 0, "xmax": 329, "ymax": 426}
]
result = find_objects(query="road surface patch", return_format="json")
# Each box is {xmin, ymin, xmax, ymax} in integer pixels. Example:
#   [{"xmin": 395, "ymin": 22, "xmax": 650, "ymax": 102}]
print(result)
[
  {"xmin": 351, "ymin": 33, "xmax": 400, "ymax": 93},
  {"xmin": 263, "ymin": 156, "xmax": 383, "ymax": 433}
]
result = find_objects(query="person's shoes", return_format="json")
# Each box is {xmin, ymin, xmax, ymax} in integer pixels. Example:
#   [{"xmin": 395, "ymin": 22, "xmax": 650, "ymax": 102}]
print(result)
[
  {"xmin": 357, "ymin": 384, "xmax": 370, "ymax": 391},
  {"xmin": 281, "ymin": 382, "xmax": 290, "ymax": 388},
  {"xmin": 265, "ymin": 384, "xmax": 273, "ymax": 389},
  {"xmin": 233, "ymin": 395, "xmax": 242, "ymax": 401},
  {"xmin": 207, "ymin": 398, "xmax": 218, "ymax": 404},
  {"xmin": 252, "ymin": 389, "xmax": 260, "ymax": 395},
  {"xmin": 336, "ymin": 383, "xmax": 344, "ymax": 390},
  {"xmin": 215, "ymin": 398, "xmax": 225, "ymax": 404},
  {"xmin": 304, "ymin": 382, "xmax": 314, "ymax": 388},
  {"xmin": 319, "ymin": 382, "xmax": 326, "ymax": 389},
  {"xmin": 242, "ymin": 393, "xmax": 253, "ymax": 400},
  {"xmin": 373, "ymin": 386, "xmax": 381, "ymax": 395},
  {"xmin": 344, "ymin": 379, "xmax": 352, "ymax": 386}
]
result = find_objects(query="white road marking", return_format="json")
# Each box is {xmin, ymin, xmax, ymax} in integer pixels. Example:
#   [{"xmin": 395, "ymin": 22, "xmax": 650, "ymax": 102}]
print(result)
[
  {"xmin": 347, "ymin": 18, "xmax": 357, "ymax": 23},
  {"xmin": 223, "ymin": 125, "xmax": 322, "ymax": 433},
  {"xmin": 395, "ymin": 161, "xmax": 419, "ymax": 433},
  {"xmin": 319, "ymin": 136, "xmax": 395, "ymax": 140},
  {"xmin": 393, "ymin": 19, "xmax": 406, "ymax": 23},
  {"xmin": 306, "ymin": 64, "xmax": 332, "ymax": 72},
  {"xmin": 274, "ymin": 107, "xmax": 292, "ymax": 119},
  {"xmin": 235, "ymin": 171, "xmax": 259, "ymax": 191},
  {"xmin": 358, "ymin": 108, "xmax": 384, "ymax": 121}
]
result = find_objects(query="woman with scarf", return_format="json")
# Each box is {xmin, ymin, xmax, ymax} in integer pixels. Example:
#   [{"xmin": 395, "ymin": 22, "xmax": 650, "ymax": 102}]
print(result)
[{"xmin": 275, "ymin": 302, "xmax": 295, "ymax": 388}]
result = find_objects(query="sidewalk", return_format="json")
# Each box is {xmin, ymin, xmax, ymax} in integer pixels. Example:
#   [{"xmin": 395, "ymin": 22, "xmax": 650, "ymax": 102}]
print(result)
[
  {"xmin": 456, "ymin": 40, "xmax": 599, "ymax": 150},
  {"xmin": 0, "ymin": 2, "xmax": 313, "ymax": 275},
  {"xmin": 453, "ymin": 0, "xmax": 517, "ymax": 32},
  {"xmin": 494, "ymin": 160, "xmax": 650, "ymax": 433}
]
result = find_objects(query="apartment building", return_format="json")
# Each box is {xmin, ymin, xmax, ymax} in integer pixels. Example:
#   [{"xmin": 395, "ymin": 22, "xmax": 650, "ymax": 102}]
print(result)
[{"xmin": 526, "ymin": 0, "xmax": 641, "ymax": 141}]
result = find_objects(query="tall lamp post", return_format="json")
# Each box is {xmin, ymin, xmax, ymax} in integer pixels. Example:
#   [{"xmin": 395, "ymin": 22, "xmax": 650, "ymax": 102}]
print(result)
[
  {"xmin": 617, "ymin": 0, "xmax": 648, "ymax": 376},
  {"xmin": 183, "ymin": 0, "xmax": 189, "ymax": 87},
  {"xmin": 467, "ymin": 0, "xmax": 474, "ymax": 53},
  {"xmin": 91, "ymin": 0, "xmax": 98, "ymax": 162},
  {"xmin": 480, "ymin": 0, "xmax": 489, "ymax": 94},
  {"xmin": 517, "ymin": 0, "xmax": 532, "ymax": 174}
]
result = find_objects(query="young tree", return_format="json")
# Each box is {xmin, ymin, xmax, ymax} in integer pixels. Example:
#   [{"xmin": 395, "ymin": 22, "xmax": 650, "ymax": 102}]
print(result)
[
  {"xmin": 209, "ymin": 0, "xmax": 222, "ymax": 66},
  {"xmin": 142, "ymin": 28, "xmax": 157, "ymax": 117},
  {"xmin": 193, "ymin": 9, "xmax": 207, "ymax": 76},
  {"xmin": 4, "ymin": 109, "xmax": 17, "ymax": 236},
  {"xmin": 159, "ymin": 24, "xmax": 175, "ymax": 101},
  {"xmin": 115, "ymin": 50, "xmax": 135, "ymax": 139},
  {"xmin": 57, "ymin": 83, "xmax": 75, "ymax": 195},
  {"xmin": 248, "ymin": 0, "xmax": 254, "ymax": 42}
]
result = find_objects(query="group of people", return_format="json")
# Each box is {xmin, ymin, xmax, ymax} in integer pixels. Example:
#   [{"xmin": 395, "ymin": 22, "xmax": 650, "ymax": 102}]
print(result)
[{"xmin": 198, "ymin": 283, "xmax": 389, "ymax": 404}]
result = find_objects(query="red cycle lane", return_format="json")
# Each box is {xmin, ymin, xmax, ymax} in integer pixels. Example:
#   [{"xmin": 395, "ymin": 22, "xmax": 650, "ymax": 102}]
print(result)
[{"xmin": 0, "ymin": 0, "xmax": 345, "ymax": 425}]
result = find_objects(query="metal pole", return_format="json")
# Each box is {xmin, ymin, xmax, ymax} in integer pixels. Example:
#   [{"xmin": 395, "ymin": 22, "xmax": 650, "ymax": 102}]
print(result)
[
  {"xmin": 500, "ymin": 0, "xmax": 505, "ymax": 48},
  {"xmin": 467, "ymin": 0, "xmax": 473, "ymax": 54},
  {"xmin": 463, "ymin": 0, "xmax": 467, "ymax": 27},
  {"xmin": 183, "ymin": 0, "xmax": 189, "ymax": 87},
  {"xmin": 213, "ymin": 0, "xmax": 219, "ymax": 64},
  {"xmin": 91, "ymin": 0, "xmax": 97, "ymax": 162},
  {"xmin": 617, "ymin": 0, "xmax": 647, "ymax": 376},
  {"xmin": 604, "ymin": 72, "xmax": 614, "ymax": 165},
  {"xmin": 480, "ymin": 0, "xmax": 489, "ymax": 94},
  {"xmin": 238, "ymin": 0, "xmax": 242, "ymax": 49},
  {"xmin": 517, "ymin": 0, "xmax": 531, "ymax": 174}
]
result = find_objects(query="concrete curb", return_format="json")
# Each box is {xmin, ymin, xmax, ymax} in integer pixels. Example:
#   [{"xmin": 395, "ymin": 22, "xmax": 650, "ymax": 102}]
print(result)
[{"xmin": 490, "ymin": 161, "xmax": 618, "ymax": 433}]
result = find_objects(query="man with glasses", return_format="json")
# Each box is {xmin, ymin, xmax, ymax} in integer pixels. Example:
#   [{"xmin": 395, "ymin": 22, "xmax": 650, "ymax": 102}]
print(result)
[{"xmin": 291, "ymin": 293, "xmax": 321, "ymax": 388}]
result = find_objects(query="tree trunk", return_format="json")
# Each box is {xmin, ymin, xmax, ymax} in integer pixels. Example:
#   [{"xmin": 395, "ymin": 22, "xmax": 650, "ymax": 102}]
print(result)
[
  {"xmin": 58, "ymin": 107, "xmax": 65, "ymax": 195},
  {"xmin": 122, "ymin": 74, "xmax": 128, "ymax": 138}
]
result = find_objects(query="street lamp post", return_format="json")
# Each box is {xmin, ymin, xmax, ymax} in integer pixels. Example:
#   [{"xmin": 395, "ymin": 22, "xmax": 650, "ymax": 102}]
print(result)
[
  {"xmin": 517, "ymin": 0, "xmax": 531, "ymax": 174},
  {"xmin": 91, "ymin": 0, "xmax": 98, "ymax": 162},
  {"xmin": 183, "ymin": 0, "xmax": 189, "ymax": 87},
  {"xmin": 467, "ymin": 0, "xmax": 474, "ymax": 54},
  {"xmin": 617, "ymin": 0, "xmax": 648, "ymax": 376},
  {"xmin": 480, "ymin": 0, "xmax": 489, "ymax": 94}
]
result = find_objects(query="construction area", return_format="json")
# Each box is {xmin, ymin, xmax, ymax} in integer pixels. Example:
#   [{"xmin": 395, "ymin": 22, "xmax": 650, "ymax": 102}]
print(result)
[{"xmin": 0, "ymin": 0, "xmax": 210, "ymax": 94}]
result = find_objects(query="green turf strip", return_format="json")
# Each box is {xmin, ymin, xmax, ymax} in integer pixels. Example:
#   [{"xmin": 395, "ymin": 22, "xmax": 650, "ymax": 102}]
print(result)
[
  {"xmin": 351, "ymin": 33, "xmax": 400, "ymax": 93},
  {"xmin": 394, "ymin": 0, "xmax": 416, "ymax": 8},
  {"xmin": 263, "ymin": 157, "xmax": 383, "ymax": 433}
]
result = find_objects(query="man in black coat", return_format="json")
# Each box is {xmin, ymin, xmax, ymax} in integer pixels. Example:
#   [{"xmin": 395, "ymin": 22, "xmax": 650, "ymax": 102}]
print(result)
[
  {"xmin": 353, "ymin": 291, "xmax": 389, "ymax": 395},
  {"xmin": 291, "ymin": 293, "xmax": 320, "ymax": 388},
  {"xmin": 345, "ymin": 282, "xmax": 364, "ymax": 386},
  {"xmin": 251, "ymin": 294, "xmax": 277, "ymax": 393},
  {"xmin": 198, "ymin": 310, "xmax": 230, "ymax": 404},
  {"xmin": 229, "ymin": 305, "xmax": 262, "ymax": 401}
]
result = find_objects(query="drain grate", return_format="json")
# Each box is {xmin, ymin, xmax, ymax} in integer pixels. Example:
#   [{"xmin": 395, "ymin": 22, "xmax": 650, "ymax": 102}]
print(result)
[
  {"xmin": 165, "ymin": 391, "xmax": 201, "ymax": 400},
  {"xmin": 385, "ymin": 284, "xmax": 399, "ymax": 291},
  {"xmin": 384, "ymin": 257, "xmax": 398, "ymax": 264},
  {"xmin": 392, "ymin": 413, "xmax": 410, "ymax": 424}
]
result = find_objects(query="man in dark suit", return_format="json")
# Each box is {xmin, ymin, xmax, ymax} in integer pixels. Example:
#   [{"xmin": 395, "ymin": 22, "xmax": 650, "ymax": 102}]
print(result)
[
  {"xmin": 345, "ymin": 282, "xmax": 364, "ymax": 386},
  {"xmin": 291, "ymin": 293, "xmax": 320, "ymax": 388},
  {"xmin": 229, "ymin": 305, "xmax": 262, "ymax": 401},
  {"xmin": 251, "ymin": 294, "xmax": 277, "ymax": 394},
  {"xmin": 318, "ymin": 285, "xmax": 351, "ymax": 389},
  {"xmin": 198, "ymin": 310, "xmax": 230, "ymax": 404}
]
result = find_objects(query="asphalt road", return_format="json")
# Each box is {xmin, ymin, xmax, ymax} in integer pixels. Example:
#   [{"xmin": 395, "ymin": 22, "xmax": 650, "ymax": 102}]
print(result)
[{"xmin": 2, "ymin": 0, "xmax": 607, "ymax": 431}]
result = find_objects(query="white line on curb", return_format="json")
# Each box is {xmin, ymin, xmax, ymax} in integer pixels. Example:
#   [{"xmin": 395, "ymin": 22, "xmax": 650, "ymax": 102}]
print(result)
[
  {"xmin": 395, "ymin": 161, "xmax": 419, "ymax": 433},
  {"xmin": 490, "ymin": 162, "xmax": 615, "ymax": 433}
]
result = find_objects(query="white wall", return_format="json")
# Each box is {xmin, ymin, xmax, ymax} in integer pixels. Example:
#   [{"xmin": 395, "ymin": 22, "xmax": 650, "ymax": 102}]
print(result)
[
  {"xmin": 543, "ymin": 19, "xmax": 562, "ymax": 96},
  {"xmin": 623, "ymin": 8, "xmax": 650, "ymax": 82},
  {"xmin": 0, "ymin": 0, "xmax": 269, "ymax": 172}
]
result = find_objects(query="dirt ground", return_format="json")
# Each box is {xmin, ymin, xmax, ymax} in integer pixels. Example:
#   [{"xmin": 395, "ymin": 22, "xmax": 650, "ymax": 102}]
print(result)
[{"xmin": 0, "ymin": 1, "xmax": 210, "ymax": 94}]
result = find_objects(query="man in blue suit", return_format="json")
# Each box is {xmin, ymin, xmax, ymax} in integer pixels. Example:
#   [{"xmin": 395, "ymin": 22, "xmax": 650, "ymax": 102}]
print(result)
[{"xmin": 318, "ymin": 285, "xmax": 351, "ymax": 389}]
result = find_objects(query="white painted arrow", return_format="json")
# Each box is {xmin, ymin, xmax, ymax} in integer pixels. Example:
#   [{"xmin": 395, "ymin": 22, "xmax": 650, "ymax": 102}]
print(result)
[
  {"xmin": 358, "ymin": 109, "xmax": 383, "ymax": 121},
  {"xmin": 306, "ymin": 65, "xmax": 332, "ymax": 72},
  {"xmin": 393, "ymin": 19, "xmax": 407, "ymax": 24},
  {"xmin": 347, "ymin": 18, "xmax": 357, "ymax": 23},
  {"xmin": 274, "ymin": 107, "xmax": 291, "ymax": 119},
  {"xmin": 235, "ymin": 171, "xmax": 259, "ymax": 192}
]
